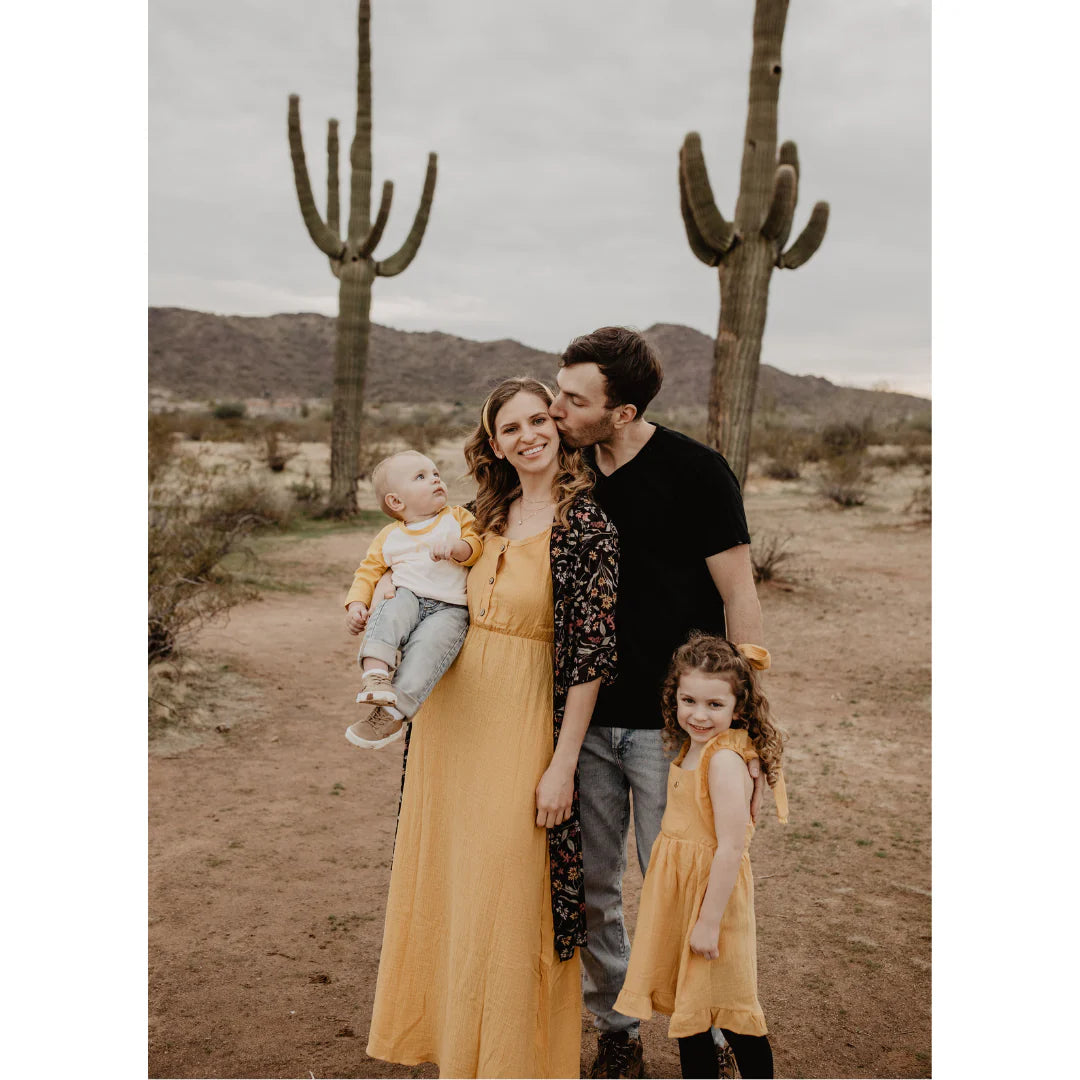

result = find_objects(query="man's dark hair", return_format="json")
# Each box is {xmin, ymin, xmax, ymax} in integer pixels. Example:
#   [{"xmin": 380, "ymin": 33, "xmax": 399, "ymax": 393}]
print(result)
[{"xmin": 559, "ymin": 326, "xmax": 664, "ymax": 416}]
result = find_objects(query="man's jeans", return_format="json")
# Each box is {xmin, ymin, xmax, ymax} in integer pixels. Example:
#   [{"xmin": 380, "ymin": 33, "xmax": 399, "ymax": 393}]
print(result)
[
  {"xmin": 579, "ymin": 726, "xmax": 675, "ymax": 1036},
  {"xmin": 359, "ymin": 588, "xmax": 469, "ymax": 718}
]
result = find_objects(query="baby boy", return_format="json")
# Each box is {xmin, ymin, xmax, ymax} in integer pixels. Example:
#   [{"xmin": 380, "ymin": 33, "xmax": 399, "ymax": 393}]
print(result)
[{"xmin": 343, "ymin": 450, "xmax": 482, "ymax": 749}]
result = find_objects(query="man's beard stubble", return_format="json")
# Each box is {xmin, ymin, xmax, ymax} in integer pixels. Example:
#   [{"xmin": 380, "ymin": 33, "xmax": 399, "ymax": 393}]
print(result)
[{"xmin": 555, "ymin": 412, "xmax": 618, "ymax": 450}]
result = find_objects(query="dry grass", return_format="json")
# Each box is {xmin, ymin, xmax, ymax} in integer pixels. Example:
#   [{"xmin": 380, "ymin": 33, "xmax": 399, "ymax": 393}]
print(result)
[
  {"xmin": 148, "ymin": 454, "xmax": 294, "ymax": 664},
  {"xmin": 751, "ymin": 530, "xmax": 799, "ymax": 583}
]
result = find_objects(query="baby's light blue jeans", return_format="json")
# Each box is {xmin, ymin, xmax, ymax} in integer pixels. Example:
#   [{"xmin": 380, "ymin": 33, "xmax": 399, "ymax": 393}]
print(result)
[{"xmin": 359, "ymin": 587, "xmax": 469, "ymax": 718}]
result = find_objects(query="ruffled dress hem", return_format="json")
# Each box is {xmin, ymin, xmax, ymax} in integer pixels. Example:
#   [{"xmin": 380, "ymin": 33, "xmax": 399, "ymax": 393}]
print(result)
[{"xmin": 614, "ymin": 989, "xmax": 768, "ymax": 1039}]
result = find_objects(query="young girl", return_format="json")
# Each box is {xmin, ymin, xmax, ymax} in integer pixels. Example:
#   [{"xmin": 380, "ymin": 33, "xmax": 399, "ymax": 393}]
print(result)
[{"xmin": 614, "ymin": 634, "xmax": 788, "ymax": 1079}]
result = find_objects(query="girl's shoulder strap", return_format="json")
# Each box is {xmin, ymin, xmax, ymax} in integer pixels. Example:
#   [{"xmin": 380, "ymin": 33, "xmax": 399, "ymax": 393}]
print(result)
[
  {"xmin": 697, "ymin": 729, "xmax": 756, "ymax": 802},
  {"xmin": 697, "ymin": 729, "xmax": 789, "ymax": 823}
]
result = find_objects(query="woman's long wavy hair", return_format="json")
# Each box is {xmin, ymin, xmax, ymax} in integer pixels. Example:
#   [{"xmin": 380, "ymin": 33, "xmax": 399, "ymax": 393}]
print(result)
[
  {"xmin": 661, "ymin": 633, "xmax": 786, "ymax": 785},
  {"xmin": 463, "ymin": 377, "xmax": 594, "ymax": 536}
]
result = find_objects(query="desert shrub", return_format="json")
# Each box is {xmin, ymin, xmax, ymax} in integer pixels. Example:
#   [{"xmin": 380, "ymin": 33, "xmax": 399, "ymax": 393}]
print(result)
[
  {"xmin": 288, "ymin": 470, "xmax": 324, "ymax": 505},
  {"xmin": 872, "ymin": 444, "xmax": 932, "ymax": 473},
  {"xmin": 212, "ymin": 401, "xmax": 247, "ymax": 421},
  {"xmin": 903, "ymin": 444, "xmax": 932, "ymax": 473},
  {"xmin": 148, "ymin": 457, "xmax": 291, "ymax": 663},
  {"xmin": 905, "ymin": 481, "xmax": 931, "ymax": 521},
  {"xmin": 751, "ymin": 531, "xmax": 797, "ymax": 583},
  {"xmin": 357, "ymin": 439, "xmax": 392, "ymax": 481},
  {"xmin": 818, "ymin": 420, "xmax": 869, "ymax": 458},
  {"xmin": 261, "ymin": 426, "xmax": 298, "ymax": 472},
  {"xmin": 288, "ymin": 414, "xmax": 332, "ymax": 442},
  {"xmin": 763, "ymin": 456, "xmax": 802, "ymax": 481},
  {"xmin": 819, "ymin": 450, "xmax": 871, "ymax": 507},
  {"xmin": 752, "ymin": 419, "xmax": 809, "ymax": 480},
  {"xmin": 872, "ymin": 448, "xmax": 907, "ymax": 471},
  {"xmin": 887, "ymin": 413, "xmax": 932, "ymax": 449},
  {"xmin": 149, "ymin": 414, "xmax": 177, "ymax": 483}
]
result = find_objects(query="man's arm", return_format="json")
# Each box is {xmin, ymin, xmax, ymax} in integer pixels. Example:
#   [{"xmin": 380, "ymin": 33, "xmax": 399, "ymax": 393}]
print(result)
[
  {"xmin": 705, "ymin": 542, "xmax": 766, "ymax": 821},
  {"xmin": 705, "ymin": 543, "xmax": 763, "ymax": 645}
]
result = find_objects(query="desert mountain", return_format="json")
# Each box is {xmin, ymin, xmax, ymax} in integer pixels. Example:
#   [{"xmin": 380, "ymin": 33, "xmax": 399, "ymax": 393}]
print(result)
[{"xmin": 148, "ymin": 307, "xmax": 929, "ymax": 424}]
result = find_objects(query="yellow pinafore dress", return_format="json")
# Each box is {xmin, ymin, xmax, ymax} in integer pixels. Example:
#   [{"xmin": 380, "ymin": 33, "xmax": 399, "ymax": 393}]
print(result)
[{"xmin": 614, "ymin": 728, "xmax": 786, "ymax": 1039}]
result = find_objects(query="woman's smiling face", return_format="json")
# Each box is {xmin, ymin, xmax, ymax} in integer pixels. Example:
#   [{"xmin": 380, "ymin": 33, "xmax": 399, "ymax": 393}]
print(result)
[{"xmin": 489, "ymin": 391, "xmax": 561, "ymax": 476}]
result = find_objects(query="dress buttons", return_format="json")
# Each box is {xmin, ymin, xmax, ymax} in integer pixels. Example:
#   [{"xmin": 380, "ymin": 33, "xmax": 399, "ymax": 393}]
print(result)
[
  {"xmin": 479, "ymin": 609, "xmax": 486, "ymax": 617},
  {"xmin": 500, "ymin": 544, "xmax": 506, "ymax": 552},
  {"xmin": 488, "ymin": 577, "xmax": 494, "ymax": 584}
]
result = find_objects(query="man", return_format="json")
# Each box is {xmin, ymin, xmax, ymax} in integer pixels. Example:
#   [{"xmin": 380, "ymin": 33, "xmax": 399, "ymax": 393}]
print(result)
[{"xmin": 548, "ymin": 326, "xmax": 765, "ymax": 1079}]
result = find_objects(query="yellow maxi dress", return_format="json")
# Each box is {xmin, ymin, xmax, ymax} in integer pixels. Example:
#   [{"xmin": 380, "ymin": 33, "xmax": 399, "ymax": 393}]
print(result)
[{"xmin": 366, "ymin": 527, "xmax": 582, "ymax": 1079}]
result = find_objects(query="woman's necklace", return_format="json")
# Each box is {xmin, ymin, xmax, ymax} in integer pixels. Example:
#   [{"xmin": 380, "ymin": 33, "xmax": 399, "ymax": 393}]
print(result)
[{"xmin": 514, "ymin": 497, "xmax": 554, "ymax": 527}]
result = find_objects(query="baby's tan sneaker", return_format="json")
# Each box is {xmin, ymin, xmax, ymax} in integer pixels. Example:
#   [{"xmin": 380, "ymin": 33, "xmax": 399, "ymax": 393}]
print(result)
[
  {"xmin": 345, "ymin": 705, "xmax": 405, "ymax": 749},
  {"xmin": 356, "ymin": 669, "xmax": 397, "ymax": 706}
]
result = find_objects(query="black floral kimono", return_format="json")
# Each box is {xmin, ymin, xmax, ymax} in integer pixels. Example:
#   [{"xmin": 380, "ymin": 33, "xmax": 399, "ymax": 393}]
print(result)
[
  {"xmin": 398, "ymin": 491, "xmax": 619, "ymax": 962},
  {"xmin": 547, "ymin": 493, "xmax": 619, "ymax": 959}
]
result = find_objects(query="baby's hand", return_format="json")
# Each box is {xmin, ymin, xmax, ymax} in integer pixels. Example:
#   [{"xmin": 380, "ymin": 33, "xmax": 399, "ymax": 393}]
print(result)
[
  {"xmin": 688, "ymin": 917, "xmax": 720, "ymax": 960},
  {"xmin": 345, "ymin": 601, "xmax": 369, "ymax": 635},
  {"xmin": 429, "ymin": 538, "xmax": 459, "ymax": 562}
]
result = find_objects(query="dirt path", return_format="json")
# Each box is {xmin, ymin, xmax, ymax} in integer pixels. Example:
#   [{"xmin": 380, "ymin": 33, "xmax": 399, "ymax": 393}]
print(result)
[{"xmin": 149, "ymin": 465, "xmax": 931, "ymax": 1079}]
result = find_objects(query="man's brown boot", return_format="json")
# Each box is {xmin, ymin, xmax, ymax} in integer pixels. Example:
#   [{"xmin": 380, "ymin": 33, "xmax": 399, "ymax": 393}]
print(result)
[{"xmin": 588, "ymin": 1030, "xmax": 645, "ymax": 1079}]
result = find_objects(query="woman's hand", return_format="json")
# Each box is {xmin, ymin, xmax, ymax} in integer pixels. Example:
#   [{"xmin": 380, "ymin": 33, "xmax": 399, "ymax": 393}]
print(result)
[
  {"xmin": 689, "ymin": 916, "xmax": 721, "ymax": 960},
  {"xmin": 535, "ymin": 758, "xmax": 575, "ymax": 829}
]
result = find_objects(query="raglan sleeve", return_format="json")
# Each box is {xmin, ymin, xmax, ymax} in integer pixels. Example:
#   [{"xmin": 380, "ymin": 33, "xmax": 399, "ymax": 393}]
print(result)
[
  {"xmin": 451, "ymin": 504, "xmax": 484, "ymax": 567},
  {"xmin": 343, "ymin": 526, "xmax": 393, "ymax": 608}
]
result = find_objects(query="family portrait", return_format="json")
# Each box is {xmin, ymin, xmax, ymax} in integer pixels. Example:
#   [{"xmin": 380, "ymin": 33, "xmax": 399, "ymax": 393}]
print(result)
[{"xmin": 149, "ymin": 1, "xmax": 931, "ymax": 1077}]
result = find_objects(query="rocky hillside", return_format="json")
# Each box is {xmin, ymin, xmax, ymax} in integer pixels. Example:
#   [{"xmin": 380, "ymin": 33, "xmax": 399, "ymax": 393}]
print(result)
[{"xmin": 148, "ymin": 307, "xmax": 929, "ymax": 424}]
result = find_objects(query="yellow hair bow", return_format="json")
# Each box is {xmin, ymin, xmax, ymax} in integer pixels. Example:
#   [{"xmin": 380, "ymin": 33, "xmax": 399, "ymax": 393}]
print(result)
[{"xmin": 736, "ymin": 643, "xmax": 771, "ymax": 670}]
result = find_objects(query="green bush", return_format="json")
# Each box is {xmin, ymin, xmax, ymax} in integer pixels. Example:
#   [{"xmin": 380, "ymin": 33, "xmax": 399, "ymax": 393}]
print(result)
[{"xmin": 212, "ymin": 401, "xmax": 247, "ymax": 421}]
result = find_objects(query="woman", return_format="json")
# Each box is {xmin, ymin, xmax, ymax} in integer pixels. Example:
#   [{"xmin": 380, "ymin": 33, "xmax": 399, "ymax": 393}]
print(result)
[{"xmin": 366, "ymin": 377, "xmax": 619, "ymax": 1077}]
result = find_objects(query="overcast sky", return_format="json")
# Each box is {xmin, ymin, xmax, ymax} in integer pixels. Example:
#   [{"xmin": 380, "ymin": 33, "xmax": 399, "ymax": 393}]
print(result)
[{"xmin": 149, "ymin": 0, "xmax": 930, "ymax": 397}]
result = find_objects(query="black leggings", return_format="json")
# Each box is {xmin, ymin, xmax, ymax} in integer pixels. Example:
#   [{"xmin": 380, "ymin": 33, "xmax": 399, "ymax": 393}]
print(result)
[{"xmin": 677, "ymin": 1028, "xmax": 774, "ymax": 1079}]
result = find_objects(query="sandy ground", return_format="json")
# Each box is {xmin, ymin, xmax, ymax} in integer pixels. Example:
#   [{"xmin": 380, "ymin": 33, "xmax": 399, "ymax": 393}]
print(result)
[{"xmin": 149, "ymin": 445, "xmax": 931, "ymax": 1079}]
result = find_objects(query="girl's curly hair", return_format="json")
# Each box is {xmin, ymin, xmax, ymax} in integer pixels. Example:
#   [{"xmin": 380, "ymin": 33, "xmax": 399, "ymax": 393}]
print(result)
[
  {"xmin": 463, "ymin": 377, "xmax": 594, "ymax": 535},
  {"xmin": 661, "ymin": 632, "xmax": 786, "ymax": 785}
]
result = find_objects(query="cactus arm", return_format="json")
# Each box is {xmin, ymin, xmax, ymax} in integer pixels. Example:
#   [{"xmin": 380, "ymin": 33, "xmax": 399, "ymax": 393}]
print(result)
[
  {"xmin": 375, "ymin": 153, "xmax": 437, "ymax": 277},
  {"xmin": 774, "ymin": 140, "xmax": 799, "ymax": 248},
  {"xmin": 288, "ymin": 95, "xmax": 346, "ymax": 259},
  {"xmin": 679, "ymin": 148, "xmax": 722, "ymax": 267},
  {"xmin": 778, "ymin": 139, "xmax": 800, "ymax": 184},
  {"xmin": 779, "ymin": 201, "xmax": 830, "ymax": 269},
  {"xmin": 681, "ymin": 133, "xmax": 739, "ymax": 255},
  {"xmin": 358, "ymin": 180, "xmax": 394, "ymax": 258},
  {"xmin": 327, "ymin": 119, "xmax": 341, "ymax": 238},
  {"xmin": 348, "ymin": 0, "xmax": 374, "ymax": 244},
  {"xmin": 761, "ymin": 163, "xmax": 796, "ymax": 243}
]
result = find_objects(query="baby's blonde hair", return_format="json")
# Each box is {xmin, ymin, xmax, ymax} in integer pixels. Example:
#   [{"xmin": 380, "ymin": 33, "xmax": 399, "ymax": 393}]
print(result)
[{"xmin": 371, "ymin": 450, "xmax": 427, "ymax": 521}]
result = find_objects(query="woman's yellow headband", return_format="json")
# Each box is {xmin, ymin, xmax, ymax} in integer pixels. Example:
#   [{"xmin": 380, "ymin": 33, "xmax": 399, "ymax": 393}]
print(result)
[{"xmin": 481, "ymin": 380, "xmax": 556, "ymax": 438}]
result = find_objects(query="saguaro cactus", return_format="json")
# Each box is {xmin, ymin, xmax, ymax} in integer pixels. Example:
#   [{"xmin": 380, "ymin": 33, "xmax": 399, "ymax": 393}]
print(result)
[
  {"xmin": 288, "ymin": 0, "xmax": 437, "ymax": 515},
  {"xmin": 679, "ymin": 0, "xmax": 828, "ymax": 486}
]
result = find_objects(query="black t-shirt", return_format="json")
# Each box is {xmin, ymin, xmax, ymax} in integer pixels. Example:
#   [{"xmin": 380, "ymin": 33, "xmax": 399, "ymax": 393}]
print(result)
[{"xmin": 586, "ymin": 424, "xmax": 751, "ymax": 729}]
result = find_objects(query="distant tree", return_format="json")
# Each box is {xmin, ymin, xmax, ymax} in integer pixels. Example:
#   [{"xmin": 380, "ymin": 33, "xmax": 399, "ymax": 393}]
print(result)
[
  {"xmin": 678, "ymin": 0, "xmax": 829, "ymax": 485},
  {"xmin": 288, "ymin": 0, "xmax": 437, "ymax": 515}
]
